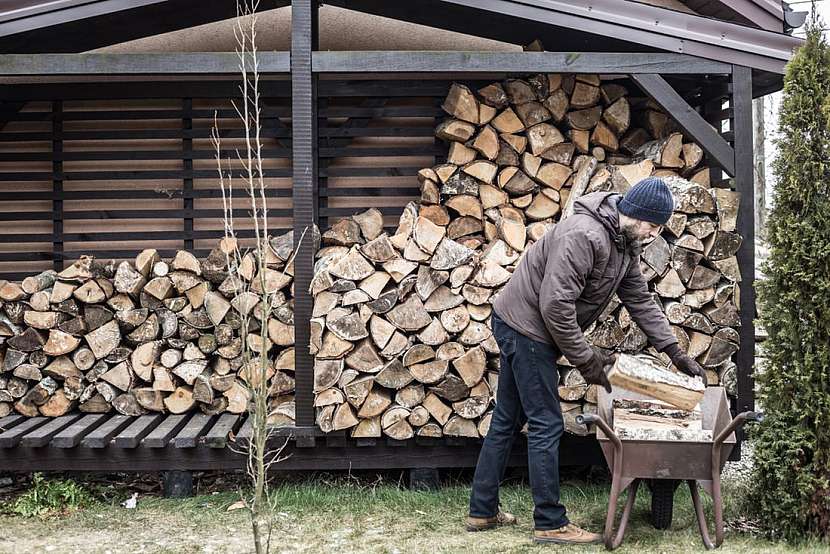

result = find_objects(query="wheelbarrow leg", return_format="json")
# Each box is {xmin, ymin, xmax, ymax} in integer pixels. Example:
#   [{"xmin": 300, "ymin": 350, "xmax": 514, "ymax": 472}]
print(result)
[
  {"xmin": 604, "ymin": 478, "xmax": 640, "ymax": 551},
  {"xmin": 576, "ymin": 413, "xmax": 633, "ymax": 551},
  {"xmin": 689, "ymin": 411, "xmax": 763, "ymax": 550},
  {"xmin": 688, "ymin": 480, "xmax": 716, "ymax": 550}
]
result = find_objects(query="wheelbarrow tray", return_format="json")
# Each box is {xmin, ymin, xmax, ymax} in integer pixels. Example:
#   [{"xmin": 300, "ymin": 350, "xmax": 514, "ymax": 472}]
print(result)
[
  {"xmin": 581, "ymin": 386, "xmax": 758, "ymax": 550},
  {"xmin": 594, "ymin": 386, "xmax": 736, "ymax": 490}
]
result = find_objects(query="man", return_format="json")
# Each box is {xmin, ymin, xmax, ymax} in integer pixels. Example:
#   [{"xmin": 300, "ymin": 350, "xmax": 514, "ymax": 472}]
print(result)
[{"xmin": 466, "ymin": 178, "xmax": 707, "ymax": 544}]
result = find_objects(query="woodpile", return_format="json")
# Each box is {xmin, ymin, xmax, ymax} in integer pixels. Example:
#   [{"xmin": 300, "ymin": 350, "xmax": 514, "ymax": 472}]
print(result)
[
  {"xmin": 0, "ymin": 231, "xmax": 305, "ymax": 420},
  {"xmin": 612, "ymin": 398, "xmax": 712, "ymax": 442},
  {"xmin": 1, "ymin": 73, "xmax": 743, "ymax": 439},
  {"xmin": 311, "ymin": 73, "xmax": 742, "ymax": 438}
]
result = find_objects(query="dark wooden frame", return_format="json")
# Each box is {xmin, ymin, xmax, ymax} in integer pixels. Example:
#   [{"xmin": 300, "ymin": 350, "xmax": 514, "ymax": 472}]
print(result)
[
  {"xmin": 0, "ymin": 19, "xmax": 757, "ymax": 468},
  {"xmin": 731, "ymin": 65, "xmax": 756, "ymax": 431}
]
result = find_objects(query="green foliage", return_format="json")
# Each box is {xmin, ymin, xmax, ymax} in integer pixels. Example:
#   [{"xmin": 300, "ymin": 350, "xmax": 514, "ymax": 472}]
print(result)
[
  {"xmin": 8, "ymin": 473, "xmax": 96, "ymax": 518},
  {"xmin": 752, "ymin": 16, "xmax": 830, "ymax": 540}
]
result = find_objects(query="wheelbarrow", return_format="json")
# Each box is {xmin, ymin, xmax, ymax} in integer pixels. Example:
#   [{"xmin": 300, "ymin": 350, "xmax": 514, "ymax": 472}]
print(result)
[{"xmin": 576, "ymin": 386, "xmax": 762, "ymax": 550}]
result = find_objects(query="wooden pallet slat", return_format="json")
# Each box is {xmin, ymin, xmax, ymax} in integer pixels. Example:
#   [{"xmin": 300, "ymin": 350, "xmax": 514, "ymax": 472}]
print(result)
[
  {"xmin": 236, "ymin": 415, "xmax": 253, "ymax": 444},
  {"xmin": 142, "ymin": 414, "xmax": 191, "ymax": 448},
  {"xmin": 0, "ymin": 167, "xmax": 292, "ymax": 182},
  {"xmin": 0, "ymin": 414, "xmax": 25, "ymax": 433},
  {"xmin": 0, "ymin": 226, "xmax": 292, "ymax": 245},
  {"xmin": 0, "ymin": 148, "xmax": 290, "ymax": 162},
  {"xmin": 320, "ymin": 166, "xmax": 422, "ymax": 178},
  {"xmin": 319, "ymin": 146, "xmax": 443, "ymax": 158},
  {"xmin": 0, "ymin": 128, "xmax": 291, "ymax": 142},
  {"xmin": 114, "ymin": 414, "xmax": 164, "ymax": 448},
  {"xmin": 80, "ymin": 415, "xmax": 132, "ymax": 448},
  {"xmin": 19, "ymin": 414, "xmax": 81, "ymax": 447},
  {"xmin": 0, "ymin": 208, "xmax": 293, "ymax": 223},
  {"xmin": 3, "ymin": 81, "xmax": 292, "ymax": 102},
  {"xmin": 51, "ymin": 413, "xmax": 109, "ymax": 448},
  {"xmin": 318, "ymin": 187, "xmax": 420, "ymax": 198},
  {"xmin": 173, "ymin": 413, "xmax": 214, "ymax": 448},
  {"xmin": 318, "ymin": 127, "xmax": 433, "ymax": 138},
  {"xmin": 203, "ymin": 413, "xmax": 240, "ymax": 449},
  {"xmin": 322, "ymin": 105, "xmax": 442, "ymax": 118},
  {"xmin": 0, "ymin": 188, "xmax": 292, "ymax": 202},
  {"xmin": 0, "ymin": 417, "xmax": 48, "ymax": 448}
]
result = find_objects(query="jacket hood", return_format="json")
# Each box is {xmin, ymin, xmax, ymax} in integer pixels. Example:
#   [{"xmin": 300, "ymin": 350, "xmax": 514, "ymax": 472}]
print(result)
[{"xmin": 573, "ymin": 192, "xmax": 629, "ymax": 252}]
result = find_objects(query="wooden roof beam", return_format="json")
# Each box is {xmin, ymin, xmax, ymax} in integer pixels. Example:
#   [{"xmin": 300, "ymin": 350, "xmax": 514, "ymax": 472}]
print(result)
[
  {"xmin": 631, "ymin": 73, "xmax": 736, "ymax": 177},
  {"xmin": 0, "ymin": 52, "xmax": 290, "ymax": 75},
  {"xmin": 312, "ymin": 51, "xmax": 730, "ymax": 74}
]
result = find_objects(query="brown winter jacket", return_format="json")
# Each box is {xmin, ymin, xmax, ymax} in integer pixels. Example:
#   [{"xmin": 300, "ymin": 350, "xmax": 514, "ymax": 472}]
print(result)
[{"xmin": 492, "ymin": 191, "xmax": 678, "ymax": 367}]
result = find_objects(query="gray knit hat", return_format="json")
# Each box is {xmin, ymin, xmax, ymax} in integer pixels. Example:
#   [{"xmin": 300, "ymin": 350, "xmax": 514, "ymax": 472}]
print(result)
[{"xmin": 618, "ymin": 177, "xmax": 674, "ymax": 225}]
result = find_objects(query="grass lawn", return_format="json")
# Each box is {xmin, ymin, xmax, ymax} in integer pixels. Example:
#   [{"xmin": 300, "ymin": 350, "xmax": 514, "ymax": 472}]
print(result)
[{"xmin": 1, "ymin": 470, "xmax": 827, "ymax": 554}]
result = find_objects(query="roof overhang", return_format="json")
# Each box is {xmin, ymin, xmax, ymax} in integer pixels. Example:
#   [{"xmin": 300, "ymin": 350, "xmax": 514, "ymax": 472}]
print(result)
[
  {"xmin": 0, "ymin": 0, "xmax": 804, "ymax": 95},
  {"xmin": 0, "ymin": 0, "xmax": 290, "ymax": 52},
  {"xmin": 414, "ymin": 0, "xmax": 802, "ymax": 74}
]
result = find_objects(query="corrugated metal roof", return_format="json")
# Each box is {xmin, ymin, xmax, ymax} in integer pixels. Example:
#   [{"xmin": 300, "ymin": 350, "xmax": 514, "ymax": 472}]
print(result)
[
  {"xmin": 680, "ymin": 0, "xmax": 792, "ymax": 31},
  {"xmin": 438, "ymin": 0, "xmax": 801, "ymax": 73}
]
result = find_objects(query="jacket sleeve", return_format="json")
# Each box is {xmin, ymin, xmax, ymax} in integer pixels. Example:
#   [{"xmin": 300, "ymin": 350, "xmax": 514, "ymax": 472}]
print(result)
[
  {"xmin": 538, "ymin": 229, "xmax": 596, "ymax": 367},
  {"xmin": 616, "ymin": 258, "xmax": 678, "ymax": 351}
]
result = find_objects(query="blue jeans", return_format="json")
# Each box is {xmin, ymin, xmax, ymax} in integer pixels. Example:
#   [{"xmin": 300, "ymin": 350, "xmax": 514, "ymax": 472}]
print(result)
[{"xmin": 469, "ymin": 312, "xmax": 569, "ymax": 530}]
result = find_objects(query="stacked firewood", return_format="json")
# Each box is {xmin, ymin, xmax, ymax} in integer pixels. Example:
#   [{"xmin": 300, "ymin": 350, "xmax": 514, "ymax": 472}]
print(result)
[
  {"xmin": 311, "ymin": 74, "xmax": 742, "ymax": 438},
  {"xmin": 310, "ymin": 206, "xmax": 500, "ymax": 439},
  {"xmin": 0, "ymin": 233, "xmax": 300, "ymax": 421}
]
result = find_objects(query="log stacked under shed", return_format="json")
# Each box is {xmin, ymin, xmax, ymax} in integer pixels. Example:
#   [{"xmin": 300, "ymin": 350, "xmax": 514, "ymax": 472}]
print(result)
[
  {"xmin": 0, "ymin": 233, "xmax": 301, "ymax": 422},
  {"xmin": 310, "ymin": 73, "xmax": 742, "ymax": 439}
]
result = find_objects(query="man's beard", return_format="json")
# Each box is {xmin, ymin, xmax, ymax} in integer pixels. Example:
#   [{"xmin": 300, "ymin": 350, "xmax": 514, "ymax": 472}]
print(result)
[{"xmin": 620, "ymin": 221, "xmax": 646, "ymax": 249}]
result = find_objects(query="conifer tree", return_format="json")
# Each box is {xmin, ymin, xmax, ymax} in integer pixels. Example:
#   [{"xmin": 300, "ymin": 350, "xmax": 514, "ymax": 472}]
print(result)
[{"xmin": 751, "ymin": 15, "xmax": 830, "ymax": 539}]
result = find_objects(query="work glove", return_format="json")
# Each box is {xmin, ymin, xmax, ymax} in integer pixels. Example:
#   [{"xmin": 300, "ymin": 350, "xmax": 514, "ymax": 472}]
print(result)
[
  {"xmin": 663, "ymin": 344, "xmax": 708, "ymax": 386},
  {"xmin": 576, "ymin": 349, "xmax": 614, "ymax": 393}
]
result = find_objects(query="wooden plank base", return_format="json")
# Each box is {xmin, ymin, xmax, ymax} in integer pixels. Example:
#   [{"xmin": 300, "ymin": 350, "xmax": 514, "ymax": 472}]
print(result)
[{"xmin": 0, "ymin": 413, "xmax": 603, "ymax": 472}]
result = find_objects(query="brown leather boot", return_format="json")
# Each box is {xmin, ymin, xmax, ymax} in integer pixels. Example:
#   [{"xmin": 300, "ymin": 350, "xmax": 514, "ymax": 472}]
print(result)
[
  {"xmin": 465, "ymin": 508, "xmax": 517, "ymax": 532},
  {"xmin": 533, "ymin": 523, "xmax": 602, "ymax": 544}
]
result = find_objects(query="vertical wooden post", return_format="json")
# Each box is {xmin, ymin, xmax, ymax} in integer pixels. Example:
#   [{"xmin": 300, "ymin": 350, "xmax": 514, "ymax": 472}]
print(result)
[
  {"xmin": 183, "ymin": 98, "xmax": 194, "ymax": 251},
  {"xmin": 291, "ymin": 0, "xmax": 319, "ymax": 434},
  {"xmin": 731, "ymin": 65, "xmax": 755, "ymax": 425},
  {"xmin": 52, "ymin": 100, "xmax": 63, "ymax": 271}
]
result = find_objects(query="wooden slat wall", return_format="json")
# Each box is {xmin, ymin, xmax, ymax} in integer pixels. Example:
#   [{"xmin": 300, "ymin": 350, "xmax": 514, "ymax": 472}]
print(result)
[
  {"xmin": 0, "ymin": 80, "xmax": 293, "ymax": 280},
  {"xmin": 317, "ymin": 78, "xmax": 494, "ymax": 231}
]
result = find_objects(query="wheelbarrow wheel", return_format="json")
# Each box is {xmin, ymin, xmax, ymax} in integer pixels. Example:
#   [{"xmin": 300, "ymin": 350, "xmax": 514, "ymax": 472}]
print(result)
[{"xmin": 649, "ymin": 479, "xmax": 678, "ymax": 530}]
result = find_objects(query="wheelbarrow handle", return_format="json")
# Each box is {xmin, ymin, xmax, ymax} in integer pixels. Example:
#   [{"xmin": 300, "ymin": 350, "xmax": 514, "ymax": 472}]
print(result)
[
  {"xmin": 576, "ymin": 414, "xmax": 622, "ymax": 452},
  {"xmin": 742, "ymin": 411, "xmax": 764, "ymax": 423},
  {"xmin": 713, "ymin": 410, "xmax": 764, "ymax": 449}
]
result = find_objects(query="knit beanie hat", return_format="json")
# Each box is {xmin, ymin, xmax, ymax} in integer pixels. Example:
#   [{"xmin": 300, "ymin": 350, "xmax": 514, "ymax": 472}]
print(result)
[{"xmin": 618, "ymin": 177, "xmax": 674, "ymax": 225}]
